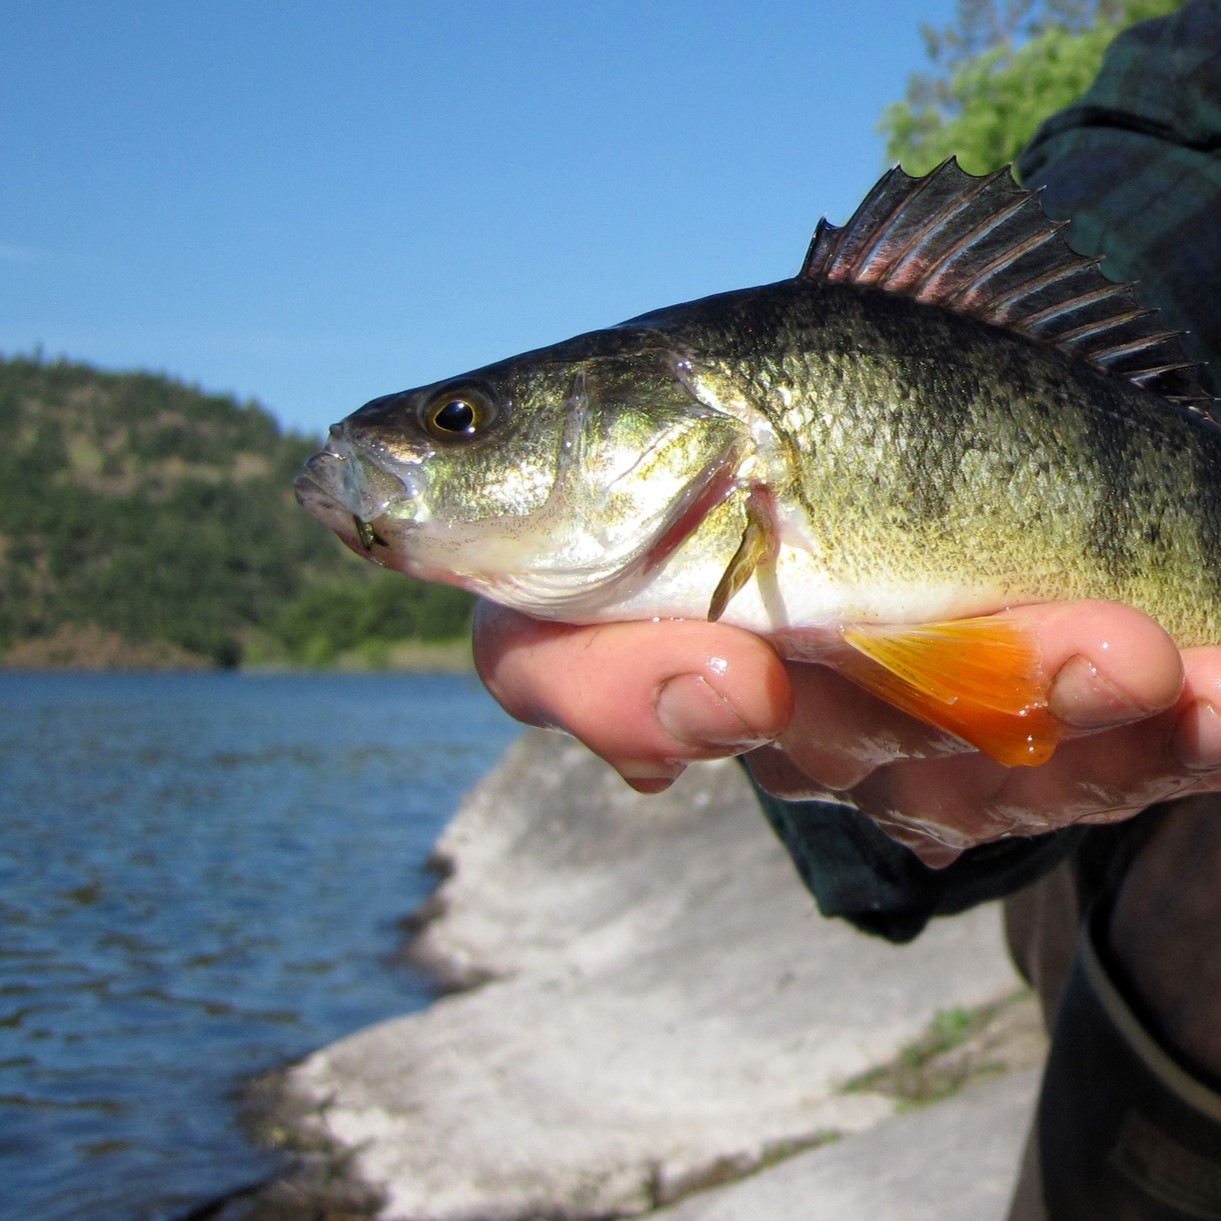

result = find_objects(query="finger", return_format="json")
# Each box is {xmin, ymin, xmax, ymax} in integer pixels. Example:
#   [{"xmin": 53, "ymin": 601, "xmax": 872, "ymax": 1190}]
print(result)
[
  {"xmin": 742, "ymin": 743, "xmax": 973, "ymax": 868},
  {"xmin": 472, "ymin": 603, "xmax": 792, "ymax": 791},
  {"xmin": 845, "ymin": 753, "xmax": 1015, "ymax": 848},
  {"xmin": 743, "ymin": 740, "xmax": 851, "ymax": 802},
  {"xmin": 1028, "ymin": 601, "xmax": 1184, "ymax": 731},
  {"xmin": 1167, "ymin": 645, "xmax": 1221, "ymax": 775},
  {"xmin": 770, "ymin": 663, "xmax": 969, "ymax": 793}
]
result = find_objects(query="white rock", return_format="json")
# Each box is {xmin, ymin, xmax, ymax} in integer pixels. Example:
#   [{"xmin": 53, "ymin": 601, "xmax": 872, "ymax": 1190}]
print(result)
[{"xmin": 654, "ymin": 1070, "xmax": 1041, "ymax": 1221}]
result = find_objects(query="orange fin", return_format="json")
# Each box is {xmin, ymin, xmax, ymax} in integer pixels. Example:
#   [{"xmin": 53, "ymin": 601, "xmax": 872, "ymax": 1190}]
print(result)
[{"xmin": 840, "ymin": 617, "xmax": 1060, "ymax": 767}]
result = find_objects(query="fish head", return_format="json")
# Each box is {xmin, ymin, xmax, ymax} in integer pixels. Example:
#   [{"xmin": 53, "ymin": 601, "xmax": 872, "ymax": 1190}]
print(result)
[{"xmin": 295, "ymin": 331, "xmax": 748, "ymax": 618}]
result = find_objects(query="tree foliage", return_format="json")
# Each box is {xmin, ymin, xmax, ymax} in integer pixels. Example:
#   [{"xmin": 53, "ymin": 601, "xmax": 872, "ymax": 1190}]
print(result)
[
  {"xmin": 0, "ymin": 354, "xmax": 474, "ymax": 668},
  {"xmin": 879, "ymin": 0, "xmax": 1184, "ymax": 175},
  {"xmin": 267, "ymin": 570, "xmax": 475, "ymax": 667}
]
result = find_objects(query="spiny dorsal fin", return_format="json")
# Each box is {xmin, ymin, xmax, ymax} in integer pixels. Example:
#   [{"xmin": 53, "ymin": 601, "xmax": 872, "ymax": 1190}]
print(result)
[{"xmin": 802, "ymin": 158, "xmax": 1213, "ymax": 408}]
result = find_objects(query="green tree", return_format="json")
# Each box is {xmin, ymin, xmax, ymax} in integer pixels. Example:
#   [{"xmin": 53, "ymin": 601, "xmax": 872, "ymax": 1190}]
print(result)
[
  {"xmin": 265, "ymin": 569, "xmax": 474, "ymax": 666},
  {"xmin": 879, "ymin": 0, "xmax": 1183, "ymax": 175},
  {"xmin": 0, "ymin": 355, "xmax": 480, "ymax": 668}
]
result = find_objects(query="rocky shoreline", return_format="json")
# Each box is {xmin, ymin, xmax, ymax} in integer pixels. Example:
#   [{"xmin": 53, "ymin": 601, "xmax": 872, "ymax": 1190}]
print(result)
[{"xmin": 236, "ymin": 729, "xmax": 1046, "ymax": 1220}]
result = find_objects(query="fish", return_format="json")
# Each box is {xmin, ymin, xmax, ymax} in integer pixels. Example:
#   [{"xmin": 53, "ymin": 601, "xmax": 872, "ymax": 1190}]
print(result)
[{"xmin": 295, "ymin": 159, "xmax": 1220, "ymax": 768}]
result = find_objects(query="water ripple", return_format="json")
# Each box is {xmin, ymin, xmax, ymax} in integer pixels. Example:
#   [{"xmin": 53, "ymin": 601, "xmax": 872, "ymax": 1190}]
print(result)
[{"xmin": 0, "ymin": 671, "xmax": 519, "ymax": 1220}]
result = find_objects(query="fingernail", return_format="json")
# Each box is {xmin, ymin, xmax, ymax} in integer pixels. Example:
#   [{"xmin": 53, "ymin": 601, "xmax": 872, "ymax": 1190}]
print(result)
[
  {"xmin": 618, "ymin": 760, "xmax": 686, "ymax": 793},
  {"xmin": 654, "ymin": 674, "xmax": 769, "ymax": 753},
  {"xmin": 1171, "ymin": 701, "xmax": 1221, "ymax": 771},
  {"xmin": 1049, "ymin": 654, "xmax": 1152, "ymax": 729},
  {"xmin": 625, "ymin": 775, "xmax": 678, "ymax": 794},
  {"xmin": 908, "ymin": 840, "xmax": 965, "ymax": 870},
  {"xmin": 873, "ymin": 816, "xmax": 967, "ymax": 868}
]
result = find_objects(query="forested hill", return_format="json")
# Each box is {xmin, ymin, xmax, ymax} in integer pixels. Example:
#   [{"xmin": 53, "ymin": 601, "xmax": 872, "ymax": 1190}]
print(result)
[{"xmin": 0, "ymin": 355, "xmax": 474, "ymax": 669}]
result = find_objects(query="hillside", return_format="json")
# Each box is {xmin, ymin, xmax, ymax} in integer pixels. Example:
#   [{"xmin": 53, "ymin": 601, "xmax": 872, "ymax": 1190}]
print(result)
[{"xmin": 0, "ymin": 355, "xmax": 474, "ymax": 669}]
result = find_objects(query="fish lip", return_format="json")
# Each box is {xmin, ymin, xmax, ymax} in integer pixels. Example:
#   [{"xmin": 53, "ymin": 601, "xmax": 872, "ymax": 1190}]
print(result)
[
  {"xmin": 294, "ymin": 448, "xmax": 367, "ymax": 523},
  {"xmin": 293, "ymin": 463, "xmax": 367, "ymax": 550},
  {"xmin": 293, "ymin": 465, "xmax": 345, "ymax": 518},
  {"xmin": 296, "ymin": 430, "xmax": 429, "ymax": 531}
]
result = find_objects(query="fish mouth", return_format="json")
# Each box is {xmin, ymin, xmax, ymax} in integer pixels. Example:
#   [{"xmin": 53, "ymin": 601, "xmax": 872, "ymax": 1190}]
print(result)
[{"xmin": 294, "ymin": 427, "xmax": 429, "ymax": 548}]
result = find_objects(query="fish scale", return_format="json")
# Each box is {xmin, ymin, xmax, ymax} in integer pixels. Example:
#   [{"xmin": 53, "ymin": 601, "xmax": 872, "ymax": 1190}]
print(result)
[{"xmin": 296, "ymin": 159, "xmax": 1221, "ymax": 767}]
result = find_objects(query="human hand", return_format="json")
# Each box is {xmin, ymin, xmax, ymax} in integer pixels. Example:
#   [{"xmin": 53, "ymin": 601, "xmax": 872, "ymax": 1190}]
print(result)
[{"xmin": 472, "ymin": 600, "xmax": 1221, "ymax": 867}]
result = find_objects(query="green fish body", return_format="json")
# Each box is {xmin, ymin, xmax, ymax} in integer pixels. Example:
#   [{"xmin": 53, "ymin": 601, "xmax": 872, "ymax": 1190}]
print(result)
[{"xmin": 297, "ymin": 161, "xmax": 1218, "ymax": 764}]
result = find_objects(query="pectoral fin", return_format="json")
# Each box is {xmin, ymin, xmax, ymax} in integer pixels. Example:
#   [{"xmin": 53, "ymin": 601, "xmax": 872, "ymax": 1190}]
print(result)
[
  {"xmin": 840, "ymin": 617, "xmax": 1059, "ymax": 767},
  {"xmin": 708, "ymin": 491, "xmax": 776, "ymax": 622}
]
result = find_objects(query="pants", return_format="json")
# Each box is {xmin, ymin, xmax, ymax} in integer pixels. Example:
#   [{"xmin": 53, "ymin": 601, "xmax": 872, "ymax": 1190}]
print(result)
[{"xmin": 1003, "ymin": 799, "xmax": 1221, "ymax": 1220}]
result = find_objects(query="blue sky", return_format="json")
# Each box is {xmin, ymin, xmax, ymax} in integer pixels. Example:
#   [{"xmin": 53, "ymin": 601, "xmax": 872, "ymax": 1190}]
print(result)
[{"xmin": 1, "ymin": 1, "xmax": 960, "ymax": 437}]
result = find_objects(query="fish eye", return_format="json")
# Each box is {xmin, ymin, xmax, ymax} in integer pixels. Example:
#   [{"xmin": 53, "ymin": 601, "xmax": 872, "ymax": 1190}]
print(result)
[{"xmin": 421, "ymin": 386, "xmax": 497, "ymax": 442}]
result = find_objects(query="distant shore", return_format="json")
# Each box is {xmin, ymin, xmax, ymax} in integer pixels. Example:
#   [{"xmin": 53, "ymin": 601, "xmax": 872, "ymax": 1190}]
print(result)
[
  {"xmin": 0, "ymin": 624, "xmax": 475, "ymax": 674},
  {"xmin": 246, "ymin": 638, "xmax": 476, "ymax": 674}
]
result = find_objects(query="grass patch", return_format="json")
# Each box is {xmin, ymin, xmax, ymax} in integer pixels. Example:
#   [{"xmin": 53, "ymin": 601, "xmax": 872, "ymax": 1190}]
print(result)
[{"xmin": 841, "ymin": 988, "xmax": 1045, "ymax": 1109}]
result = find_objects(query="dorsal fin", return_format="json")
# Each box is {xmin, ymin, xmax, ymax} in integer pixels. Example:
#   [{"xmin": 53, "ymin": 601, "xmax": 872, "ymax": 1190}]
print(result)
[{"xmin": 802, "ymin": 158, "xmax": 1213, "ymax": 408}]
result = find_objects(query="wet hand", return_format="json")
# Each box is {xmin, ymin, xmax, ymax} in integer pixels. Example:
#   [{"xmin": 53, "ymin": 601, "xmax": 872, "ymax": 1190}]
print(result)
[
  {"xmin": 472, "ymin": 600, "xmax": 1221, "ymax": 867},
  {"xmin": 473, "ymin": 601, "xmax": 792, "ymax": 791}
]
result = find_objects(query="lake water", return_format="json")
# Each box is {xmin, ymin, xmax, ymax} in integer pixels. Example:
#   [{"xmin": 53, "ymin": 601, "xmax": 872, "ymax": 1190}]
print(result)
[{"xmin": 0, "ymin": 671, "xmax": 521, "ymax": 1221}]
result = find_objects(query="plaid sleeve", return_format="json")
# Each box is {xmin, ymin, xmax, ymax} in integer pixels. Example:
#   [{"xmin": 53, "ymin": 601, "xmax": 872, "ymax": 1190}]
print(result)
[{"xmin": 1017, "ymin": 0, "xmax": 1221, "ymax": 396}]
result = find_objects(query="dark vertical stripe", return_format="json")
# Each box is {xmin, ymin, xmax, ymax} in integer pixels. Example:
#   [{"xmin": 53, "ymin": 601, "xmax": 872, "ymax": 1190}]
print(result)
[
  {"xmin": 892, "ymin": 375, "xmax": 974, "ymax": 529},
  {"xmin": 1082, "ymin": 384, "xmax": 1142, "ymax": 584},
  {"xmin": 1191, "ymin": 422, "xmax": 1221, "ymax": 605}
]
